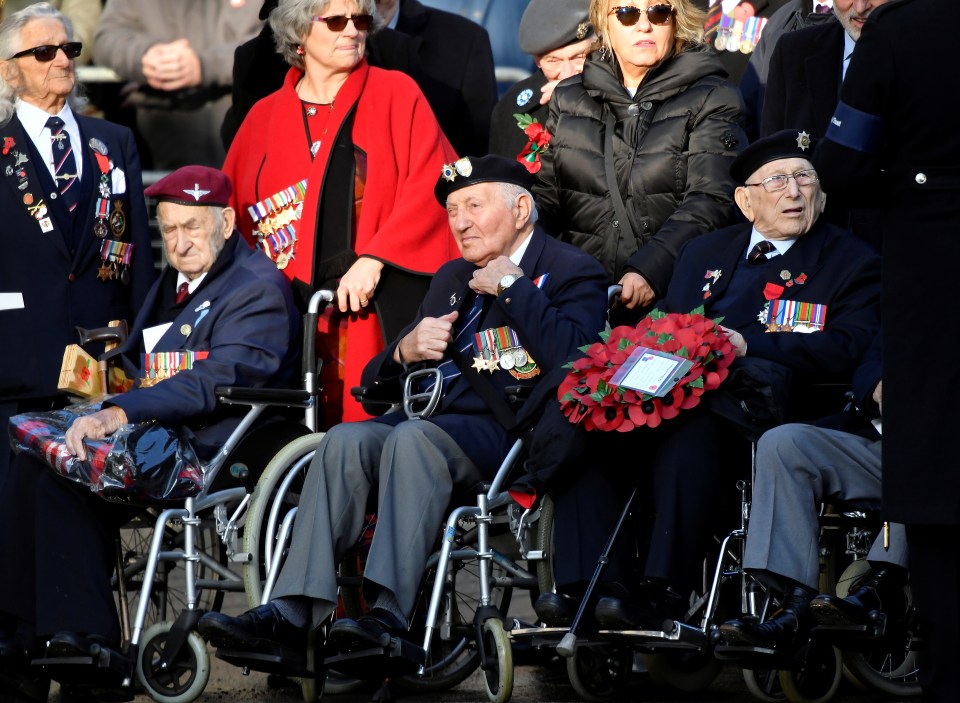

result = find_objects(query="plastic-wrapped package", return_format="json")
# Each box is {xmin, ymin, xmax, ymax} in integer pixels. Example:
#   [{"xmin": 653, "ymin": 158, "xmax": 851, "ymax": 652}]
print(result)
[{"xmin": 8, "ymin": 400, "xmax": 203, "ymax": 502}]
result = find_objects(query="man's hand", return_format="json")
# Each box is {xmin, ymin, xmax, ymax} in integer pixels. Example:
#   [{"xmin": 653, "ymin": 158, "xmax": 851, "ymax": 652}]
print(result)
[
  {"xmin": 618, "ymin": 272, "xmax": 656, "ymax": 309},
  {"xmin": 337, "ymin": 257, "xmax": 384, "ymax": 313},
  {"xmin": 141, "ymin": 39, "xmax": 202, "ymax": 91},
  {"xmin": 540, "ymin": 79, "xmax": 561, "ymax": 105},
  {"xmin": 395, "ymin": 311, "xmax": 459, "ymax": 364},
  {"xmin": 469, "ymin": 256, "xmax": 523, "ymax": 296},
  {"xmin": 65, "ymin": 406, "xmax": 128, "ymax": 461},
  {"xmin": 720, "ymin": 325, "xmax": 748, "ymax": 358},
  {"xmin": 873, "ymin": 380, "xmax": 882, "ymax": 415}
]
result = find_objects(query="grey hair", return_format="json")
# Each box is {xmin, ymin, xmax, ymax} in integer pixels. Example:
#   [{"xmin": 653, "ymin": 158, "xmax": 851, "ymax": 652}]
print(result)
[
  {"xmin": 269, "ymin": 0, "xmax": 380, "ymax": 70},
  {"xmin": 0, "ymin": 3, "xmax": 87, "ymax": 123},
  {"xmin": 497, "ymin": 182, "xmax": 539, "ymax": 225}
]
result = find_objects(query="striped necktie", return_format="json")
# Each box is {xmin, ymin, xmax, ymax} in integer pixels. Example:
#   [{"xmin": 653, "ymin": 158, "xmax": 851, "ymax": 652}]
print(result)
[
  {"xmin": 46, "ymin": 116, "xmax": 79, "ymax": 212},
  {"xmin": 424, "ymin": 293, "xmax": 486, "ymax": 393},
  {"xmin": 748, "ymin": 239, "xmax": 778, "ymax": 264}
]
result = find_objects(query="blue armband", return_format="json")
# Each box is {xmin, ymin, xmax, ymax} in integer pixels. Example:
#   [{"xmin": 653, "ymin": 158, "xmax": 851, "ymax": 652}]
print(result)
[{"xmin": 825, "ymin": 101, "xmax": 884, "ymax": 154}]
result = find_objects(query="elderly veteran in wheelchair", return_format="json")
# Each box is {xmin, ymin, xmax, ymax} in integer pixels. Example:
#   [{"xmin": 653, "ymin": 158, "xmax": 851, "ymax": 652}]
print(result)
[
  {"xmin": 527, "ymin": 130, "xmax": 882, "ymax": 632},
  {"xmin": 198, "ymin": 155, "xmax": 609, "ymax": 664},
  {"xmin": 720, "ymin": 337, "xmax": 910, "ymax": 652},
  {"xmin": 0, "ymin": 166, "xmax": 299, "ymax": 700}
]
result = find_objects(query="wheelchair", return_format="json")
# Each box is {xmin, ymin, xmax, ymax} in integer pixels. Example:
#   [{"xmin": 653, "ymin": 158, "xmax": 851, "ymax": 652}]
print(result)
[{"xmin": 27, "ymin": 290, "xmax": 334, "ymax": 703}]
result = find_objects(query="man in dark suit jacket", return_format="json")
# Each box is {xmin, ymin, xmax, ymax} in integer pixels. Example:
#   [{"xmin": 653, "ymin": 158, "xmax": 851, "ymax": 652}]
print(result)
[
  {"xmin": 198, "ymin": 155, "xmax": 609, "ymax": 667},
  {"xmin": 0, "ymin": 3, "xmax": 155, "ymax": 487},
  {"xmin": 761, "ymin": 0, "xmax": 890, "ymax": 250},
  {"xmin": 815, "ymin": 2, "xmax": 960, "ymax": 699},
  {"xmin": 528, "ymin": 129, "xmax": 880, "ymax": 630},
  {"xmin": 389, "ymin": 0, "xmax": 497, "ymax": 157},
  {"xmin": 0, "ymin": 166, "xmax": 299, "ymax": 691}
]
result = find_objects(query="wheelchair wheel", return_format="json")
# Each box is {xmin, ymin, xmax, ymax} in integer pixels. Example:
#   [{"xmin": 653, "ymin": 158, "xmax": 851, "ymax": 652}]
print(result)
[
  {"xmin": 778, "ymin": 644, "xmax": 842, "ymax": 703},
  {"xmin": 117, "ymin": 515, "xmax": 226, "ymax": 628},
  {"xmin": 565, "ymin": 643, "xmax": 632, "ymax": 702},
  {"xmin": 136, "ymin": 621, "xmax": 210, "ymax": 703},
  {"xmin": 644, "ymin": 650, "xmax": 722, "ymax": 692},
  {"xmin": 743, "ymin": 668, "xmax": 786, "ymax": 702},
  {"xmin": 833, "ymin": 560, "xmax": 922, "ymax": 697},
  {"xmin": 243, "ymin": 432, "xmax": 325, "ymax": 607},
  {"xmin": 396, "ymin": 530, "xmax": 513, "ymax": 693},
  {"xmin": 479, "ymin": 619, "xmax": 513, "ymax": 703},
  {"xmin": 535, "ymin": 494, "xmax": 555, "ymax": 594}
]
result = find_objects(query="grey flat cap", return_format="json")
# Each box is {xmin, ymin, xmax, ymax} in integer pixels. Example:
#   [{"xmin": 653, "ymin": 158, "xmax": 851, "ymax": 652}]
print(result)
[{"xmin": 519, "ymin": 0, "xmax": 593, "ymax": 56}]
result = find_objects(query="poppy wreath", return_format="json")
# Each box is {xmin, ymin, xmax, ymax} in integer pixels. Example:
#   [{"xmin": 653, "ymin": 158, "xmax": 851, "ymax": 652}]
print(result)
[{"xmin": 558, "ymin": 308, "xmax": 736, "ymax": 431}]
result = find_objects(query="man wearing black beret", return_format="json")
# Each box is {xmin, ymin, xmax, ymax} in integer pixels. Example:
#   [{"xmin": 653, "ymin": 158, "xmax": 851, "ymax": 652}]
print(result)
[
  {"xmin": 199, "ymin": 155, "xmax": 609, "ymax": 665},
  {"xmin": 488, "ymin": 0, "xmax": 593, "ymax": 161}
]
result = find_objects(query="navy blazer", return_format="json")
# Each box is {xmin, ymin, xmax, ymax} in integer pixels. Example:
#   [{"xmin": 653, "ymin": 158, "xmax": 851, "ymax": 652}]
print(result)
[
  {"xmin": 108, "ymin": 235, "xmax": 300, "ymax": 458},
  {"xmin": 362, "ymin": 226, "xmax": 609, "ymax": 473},
  {"xmin": 0, "ymin": 113, "xmax": 154, "ymax": 403},
  {"xmin": 761, "ymin": 18, "xmax": 844, "ymax": 138},
  {"xmin": 661, "ymin": 219, "xmax": 880, "ymax": 381}
]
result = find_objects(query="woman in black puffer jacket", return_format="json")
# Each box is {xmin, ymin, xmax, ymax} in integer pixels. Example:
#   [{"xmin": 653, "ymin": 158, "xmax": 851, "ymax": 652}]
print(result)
[{"xmin": 534, "ymin": 0, "xmax": 746, "ymax": 310}]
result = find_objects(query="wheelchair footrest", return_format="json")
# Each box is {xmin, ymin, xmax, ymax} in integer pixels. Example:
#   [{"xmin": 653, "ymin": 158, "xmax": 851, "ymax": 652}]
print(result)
[
  {"xmin": 32, "ymin": 648, "xmax": 132, "ymax": 686},
  {"xmin": 810, "ymin": 615, "xmax": 888, "ymax": 648},
  {"xmin": 712, "ymin": 644, "xmax": 799, "ymax": 669},
  {"xmin": 324, "ymin": 638, "xmax": 425, "ymax": 679},
  {"xmin": 214, "ymin": 647, "xmax": 310, "ymax": 678}
]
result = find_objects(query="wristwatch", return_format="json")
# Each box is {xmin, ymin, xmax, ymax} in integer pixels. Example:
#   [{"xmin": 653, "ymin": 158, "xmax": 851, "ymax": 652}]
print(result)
[{"xmin": 497, "ymin": 274, "xmax": 522, "ymax": 296}]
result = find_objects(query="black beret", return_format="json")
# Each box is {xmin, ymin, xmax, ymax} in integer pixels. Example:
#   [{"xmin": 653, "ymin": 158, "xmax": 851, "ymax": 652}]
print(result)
[
  {"xmin": 519, "ymin": 0, "xmax": 592, "ymax": 56},
  {"xmin": 145, "ymin": 165, "xmax": 233, "ymax": 208},
  {"xmin": 434, "ymin": 155, "xmax": 535, "ymax": 206},
  {"xmin": 730, "ymin": 129, "xmax": 819, "ymax": 183}
]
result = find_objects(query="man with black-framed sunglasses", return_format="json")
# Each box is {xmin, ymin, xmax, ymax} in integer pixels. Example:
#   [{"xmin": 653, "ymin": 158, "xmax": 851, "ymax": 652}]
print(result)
[{"xmin": 0, "ymin": 2, "xmax": 156, "ymax": 553}]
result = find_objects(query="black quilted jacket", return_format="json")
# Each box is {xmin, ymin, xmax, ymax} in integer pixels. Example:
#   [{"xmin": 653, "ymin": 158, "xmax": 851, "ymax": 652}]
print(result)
[{"xmin": 534, "ymin": 47, "xmax": 747, "ymax": 295}]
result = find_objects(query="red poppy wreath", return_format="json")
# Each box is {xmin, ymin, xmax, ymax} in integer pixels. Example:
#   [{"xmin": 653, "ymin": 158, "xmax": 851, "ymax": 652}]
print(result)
[{"xmin": 558, "ymin": 308, "xmax": 736, "ymax": 431}]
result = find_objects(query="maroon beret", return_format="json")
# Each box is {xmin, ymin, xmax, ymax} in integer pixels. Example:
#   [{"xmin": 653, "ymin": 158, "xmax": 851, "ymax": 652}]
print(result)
[{"xmin": 144, "ymin": 165, "xmax": 232, "ymax": 208}]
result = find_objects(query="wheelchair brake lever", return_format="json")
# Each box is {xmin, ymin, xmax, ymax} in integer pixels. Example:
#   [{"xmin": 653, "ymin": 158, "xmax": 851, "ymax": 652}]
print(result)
[{"xmin": 515, "ymin": 506, "xmax": 533, "ymax": 542}]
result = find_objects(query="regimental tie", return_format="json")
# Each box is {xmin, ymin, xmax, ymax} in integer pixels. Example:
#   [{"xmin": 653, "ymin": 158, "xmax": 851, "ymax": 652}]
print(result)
[
  {"xmin": 423, "ymin": 293, "xmax": 486, "ymax": 393},
  {"xmin": 747, "ymin": 239, "xmax": 779, "ymax": 264},
  {"xmin": 175, "ymin": 282, "xmax": 190, "ymax": 305},
  {"xmin": 46, "ymin": 116, "xmax": 79, "ymax": 212},
  {"xmin": 814, "ymin": 3, "xmax": 831, "ymax": 13}
]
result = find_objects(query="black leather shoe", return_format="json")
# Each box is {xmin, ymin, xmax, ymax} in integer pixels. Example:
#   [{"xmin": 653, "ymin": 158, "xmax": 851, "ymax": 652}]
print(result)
[
  {"xmin": 720, "ymin": 584, "xmax": 818, "ymax": 650},
  {"xmin": 328, "ymin": 608, "xmax": 407, "ymax": 653},
  {"xmin": 534, "ymin": 592, "xmax": 578, "ymax": 627},
  {"xmin": 810, "ymin": 566, "xmax": 908, "ymax": 627},
  {"xmin": 45, "ymin": 632, "xmax": 118, "ymax": 659},
  {"xmin": 595, "ymin": 596, "xmax": 672, "ymax": 631},
  {"xmin": 197, "ymin": 603, "xmax": 307, "ymax": 653}
]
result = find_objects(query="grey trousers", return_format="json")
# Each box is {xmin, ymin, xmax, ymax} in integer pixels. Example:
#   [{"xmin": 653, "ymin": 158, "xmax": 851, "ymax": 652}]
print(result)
[
  {"xmin": 270, "ymin": 419, "xmax": 484, "ymax": 622},
  {"xmin": 743, "ymin": 423, "xmax": 908, "ymax": 589}
]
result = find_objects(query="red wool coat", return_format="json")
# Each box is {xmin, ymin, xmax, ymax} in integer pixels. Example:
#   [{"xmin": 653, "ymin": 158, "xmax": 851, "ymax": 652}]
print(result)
[{"xmin": 224, "ymin": 61, "xmax": 458, "ymax": 422}]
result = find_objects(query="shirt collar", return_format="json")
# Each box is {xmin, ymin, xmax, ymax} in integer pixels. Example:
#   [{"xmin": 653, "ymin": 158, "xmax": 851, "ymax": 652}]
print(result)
[
  {"xmin": 747, "ymin": 227, "xmax": 798, "ymax": 259},
  {"xmin": 15, "ymin": 99, "xmax": 76, "ymax": 142},
  {"xmin": 177, "ymin": 271, "xmax": 208, "ymax": 295},
  {"xmin": 508, "ymin": 231, "xmax": 533, "ymax": 266}
]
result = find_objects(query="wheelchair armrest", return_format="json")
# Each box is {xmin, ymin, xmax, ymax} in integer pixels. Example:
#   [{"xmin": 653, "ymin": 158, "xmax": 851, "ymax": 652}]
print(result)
[
  {"xmin": 351, "ymin": 381, "xmax": 401, "ymax": 405},
  {"xmin": 215, "ymin": 386, "xmax": 312, "ymax": 407}
]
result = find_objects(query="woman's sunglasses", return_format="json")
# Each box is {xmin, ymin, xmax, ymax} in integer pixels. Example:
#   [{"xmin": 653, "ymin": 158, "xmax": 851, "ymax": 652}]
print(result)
[
  {"xmin": 312, "ymin": 14, "xmax": 374, "ymax": 32},
  {"xmin": 608, "ymin": 4, "xmax": 675, "ymax": 27},
  {"xmin": 9, "ymin": 42, "xmax": 82, "ymax": 62}
]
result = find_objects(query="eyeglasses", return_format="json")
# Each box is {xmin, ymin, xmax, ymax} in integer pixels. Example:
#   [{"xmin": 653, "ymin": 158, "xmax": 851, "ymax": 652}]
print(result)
[
  {"xmin": 9, "ymin": 42, "xmax": 82, "ymax": 62},
  {"xmin": 311, "ymin": 14, "xmax": 373, "ymax": 32},
  {"xmin": 608, "ymin": 4, "xmax": 675, "ymax": 27},
  {"xmin": 745, "ymin": 169, "xmax": 819, "ymax": 193}
]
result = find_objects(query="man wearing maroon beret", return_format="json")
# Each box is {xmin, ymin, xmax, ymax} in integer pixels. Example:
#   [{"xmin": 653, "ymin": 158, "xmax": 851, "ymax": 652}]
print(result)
[{"xmin": 0, "ymin": 165, "xmax": 299, "ymax": 694}]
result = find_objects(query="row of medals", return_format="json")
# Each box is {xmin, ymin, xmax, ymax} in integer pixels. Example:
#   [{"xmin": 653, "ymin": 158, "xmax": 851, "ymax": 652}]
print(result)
[
  {"xmin": 476, "ymin": 346, "xmax": 528, "ymax": 373},
  {"xmin": 714, "ymin": 24, "xmax": 762, "ymax": 54}
]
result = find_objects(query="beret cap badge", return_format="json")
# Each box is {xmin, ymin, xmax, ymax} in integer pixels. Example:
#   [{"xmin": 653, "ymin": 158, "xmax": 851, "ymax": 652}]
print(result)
[{"xmin": 796, "ymin": 130, "xmax": 812, "ymax": 151}]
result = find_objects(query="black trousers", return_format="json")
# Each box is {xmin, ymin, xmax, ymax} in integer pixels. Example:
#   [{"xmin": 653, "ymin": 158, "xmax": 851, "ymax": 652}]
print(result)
[
  {"xmin": 0, "ymin": 454, "xmax": 135, "ymax": 642},
  {"xmin": 907, "ymin": 524, "xmax": 960, "ymax": 703}
]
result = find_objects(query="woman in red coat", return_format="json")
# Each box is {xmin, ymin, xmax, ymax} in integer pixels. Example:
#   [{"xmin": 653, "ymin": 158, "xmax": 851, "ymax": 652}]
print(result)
[{"xmin": 224, "ymin": 0, "xmax": 458, "ymax": 424}]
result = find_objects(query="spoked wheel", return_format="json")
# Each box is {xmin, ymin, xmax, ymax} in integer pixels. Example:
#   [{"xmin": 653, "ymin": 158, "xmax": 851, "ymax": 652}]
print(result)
[
  {"xmin": 396, "ymin": 521, "xmax": 513, "ymax": 693},
  {"xmin": 243, "ymin": 433, "xmax": 325, "ymax": 606},
  {"xmin": 834, "ymin": 560, "xmax": 922, "ymax": 697},
  {"xmin": 116, "ymin": 514, "xmax": 226, "ymax": 628},
  {"xmin": 779, "ymin": 644, "xmax": 842, "ymax": 703},
  {"xmin": 566, "ymin": 643, "xmax": 633, "ymax": 702},
  {"xmin": 480, "ymin": 619, "xmax": 513, "ymax": 703},
  {"xmin": 136, "ymin": 622, "xmax": 210, "ymax": 703},
  {"xmin": 744, "ymin": 667, "xmax": 787, "ymax": 702},
  {"xmin": 645, "ymin": 650, "xmax": 723, "ymax": 691}
]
